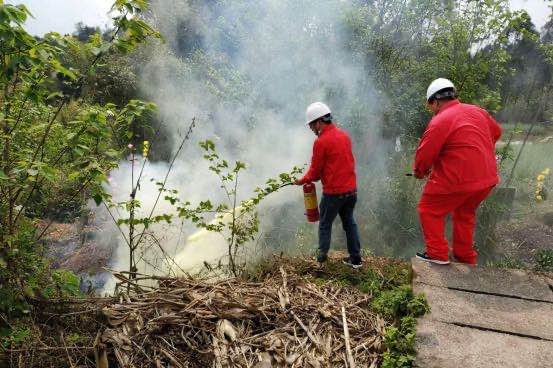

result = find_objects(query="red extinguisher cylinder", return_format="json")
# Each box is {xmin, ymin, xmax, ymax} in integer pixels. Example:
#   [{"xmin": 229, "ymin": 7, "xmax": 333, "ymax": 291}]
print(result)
[{"xmin": 303, "ymin": 183, "xmax": 320, "ymax": 222}]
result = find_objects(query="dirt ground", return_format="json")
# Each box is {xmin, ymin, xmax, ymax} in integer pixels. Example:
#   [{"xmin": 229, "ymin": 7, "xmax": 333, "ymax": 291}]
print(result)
[
  {"xmin": 494, "ymin": 198, "xmax": 553, "ymax": 268},
  {"xmin": 39, "ymin": 212, "xmax": 117, "ymax": 291}
]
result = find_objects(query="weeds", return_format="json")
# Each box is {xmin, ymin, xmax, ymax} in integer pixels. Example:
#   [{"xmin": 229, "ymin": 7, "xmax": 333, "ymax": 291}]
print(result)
[
  {"xmin": 370, "ymin": 284, "xmax": 428, "ymax": 368},
  {"xmin": 486, "ymin": 255, "xmax": 524, "ymax": 270},
  {"xmin": 1, "ymin": 325, "xmax": 31, "ymax": 350},
  {"xmin": 42, "ymin": 270, "xmax": 82, "ymax": 299},
  {"xmin": 381, "ymin": 316, "xmax": 418, "ymax": 368},
  {"xmin": 371, "ymin": 285, "xmax": 429, "ymax": 320},
  {"xmin": 535, "ymin": 249, "xmax": 553, "ymax": 272}
]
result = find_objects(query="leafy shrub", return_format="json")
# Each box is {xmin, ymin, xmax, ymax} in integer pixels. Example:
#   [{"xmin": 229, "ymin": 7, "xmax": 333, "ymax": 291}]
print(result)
[
  {"xmin": 0, "ymin": 221, "xmax": 46, "ymax": 318},
  {"xmin": 381, "ymin": 316, "xmax": 418, "ymax": 368},
  {"xmin": 381, "ymin": 351, "xmax": 416, "ymax": 368},
  {"xmin": 371, "ymin": 284, "xmax": 429, "ymax": 368},
  {"xmin": 1, "ymin": 325, "xmax": 31, "ymax": 350},
  {"xmin": 383, "ymin": 316, "xmax": 416, "ymax": 352},
  {"xmin": 43, "ymin": 270, "xmax": 82, "ymax": 299},
  {"xmin": 371, "ymin": 285, "xmax": 430, "ymax": 320}
]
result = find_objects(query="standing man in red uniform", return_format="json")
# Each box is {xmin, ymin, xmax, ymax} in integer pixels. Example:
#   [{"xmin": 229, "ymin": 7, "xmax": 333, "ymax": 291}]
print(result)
[
  {"xmin": 414, "ymin": 78, "xmax": 502, "ymax": 265},
  {"xmin": 294, "ymin": 102, "xmax": 362, "ymax": 268}
]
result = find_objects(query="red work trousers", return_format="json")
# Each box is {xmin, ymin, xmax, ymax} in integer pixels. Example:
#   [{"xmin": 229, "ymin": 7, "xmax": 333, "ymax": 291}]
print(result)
[{"xmin": 417, "ymin": 187, "xmax": 493, "ymax": 264}]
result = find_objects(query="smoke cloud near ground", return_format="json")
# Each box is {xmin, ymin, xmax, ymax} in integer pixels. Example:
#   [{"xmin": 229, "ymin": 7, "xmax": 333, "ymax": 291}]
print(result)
[{"xmin": 100, "ymin": 0, "xmax": 387, "ymax": 288}]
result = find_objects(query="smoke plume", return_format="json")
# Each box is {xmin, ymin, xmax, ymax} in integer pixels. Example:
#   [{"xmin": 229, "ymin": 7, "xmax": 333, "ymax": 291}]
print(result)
[{"xmin": 100, "ymin": 0, "xmax": 386, "ymax": 290}]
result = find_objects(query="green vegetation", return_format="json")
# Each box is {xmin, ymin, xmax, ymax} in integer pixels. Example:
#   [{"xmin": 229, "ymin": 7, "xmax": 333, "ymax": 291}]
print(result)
[
  {"xmin": 535, "ymin": 249, "xmax": 553, "ymax": 272},
  {"xmin": 486, "ymin": 255, "xmax": 524, "ymax": 270},
  {"xmin": 0, "ymin": 0, "xmax": 160, "ymax": 342},
  {"xmin": 381, "ymin": 317, "xmax": 419, "ymax": 368}
]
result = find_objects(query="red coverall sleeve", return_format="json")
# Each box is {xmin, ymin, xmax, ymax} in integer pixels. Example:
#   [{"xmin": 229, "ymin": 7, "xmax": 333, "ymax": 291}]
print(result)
[
  {"xmin": 414, "ymin": 119, "xmax": 449, "ymax": 179},
  {"xmin": 298, "ymin": 139, "xmax": 325, "ymax": 184}
]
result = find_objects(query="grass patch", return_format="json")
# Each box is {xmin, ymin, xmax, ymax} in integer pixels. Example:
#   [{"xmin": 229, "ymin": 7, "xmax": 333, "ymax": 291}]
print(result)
[
  {"xmin": 535, "ymin": 249, "xmax": 553, "ymax": 272},
  {"xmin": 485, "ymin": 255, "xmax": 524, "ymax": 270}
]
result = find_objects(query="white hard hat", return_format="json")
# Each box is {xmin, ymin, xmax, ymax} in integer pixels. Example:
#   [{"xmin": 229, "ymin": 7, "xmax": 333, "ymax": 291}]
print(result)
[
  {"xmin": 426, "ymin": 78, "xmax": 456, "ymax": 101},
  {"xmin": 305, "ymin": 102, "xmax": 331, "ymax": 125}
]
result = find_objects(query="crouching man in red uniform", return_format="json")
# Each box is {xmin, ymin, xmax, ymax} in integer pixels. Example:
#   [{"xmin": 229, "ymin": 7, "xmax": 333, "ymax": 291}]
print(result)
[
  {"xmin": 294, "ymin": 102, "xmax": 362, "ymax": 268},
  {"xmin": 414, "ymin": 78, "xmax": 502, "ymax": 265}
]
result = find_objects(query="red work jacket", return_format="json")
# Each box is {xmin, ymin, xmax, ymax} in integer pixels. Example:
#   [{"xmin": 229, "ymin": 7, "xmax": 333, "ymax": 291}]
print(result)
[
  {"xmin": 414, "ymin": 100, "xmax": 502, "ymax": 194},
  {"xmin": 298, "ymin": 123, "xmax": 357, "ymax": 194}
]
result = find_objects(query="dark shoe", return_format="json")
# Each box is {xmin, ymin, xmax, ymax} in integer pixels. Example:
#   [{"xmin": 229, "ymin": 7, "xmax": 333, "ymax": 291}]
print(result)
[
  {"xmin": 342, "ymin": 257, "xmax": 362, "ymax": 269},
  {"xmin": 317, "ymin": 253, "xmax": 328, "ymax": 264},
  {"xmin": 416, "ymin": 252, "xmax": 450, "ymax": 265}
]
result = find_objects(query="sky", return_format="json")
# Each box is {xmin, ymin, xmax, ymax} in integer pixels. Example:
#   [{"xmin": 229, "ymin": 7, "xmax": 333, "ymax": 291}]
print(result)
[
  {"xmin": 510, "ymin": 0, "xmax": 552, "ymax": 29},
  {"xmin": 5, "ymin": 0, "xmax": 113, "ymax": 35},
  {"xmin": 5, "ymin": 0, "xmax": 552, "ymax": 35}
]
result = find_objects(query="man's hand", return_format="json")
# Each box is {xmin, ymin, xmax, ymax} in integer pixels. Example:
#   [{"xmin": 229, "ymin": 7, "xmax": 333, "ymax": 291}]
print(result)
[{"xmin": 294, "ymin": 179, "xmax": 303, "ymax": 185}]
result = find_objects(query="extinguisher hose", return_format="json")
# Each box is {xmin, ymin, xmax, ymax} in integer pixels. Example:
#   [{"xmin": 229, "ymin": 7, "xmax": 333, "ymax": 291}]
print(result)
[{"xmin": 279, "ymin": 182, "xmax": 294, "ymax": 189}]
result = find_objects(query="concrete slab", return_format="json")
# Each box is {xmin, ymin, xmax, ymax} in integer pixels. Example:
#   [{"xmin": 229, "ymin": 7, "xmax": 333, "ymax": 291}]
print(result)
[
  {"xmin": 414, "ymin": 283, "xmax": 553, "ymax": 340},
  {"xmin": 412, "ymin": 258, "xmax": 553, "ymax": 302},
  {"xmin": 412, "ymin": 258, "xmax": 553, "ymax": 367},
  {"xmin": 415, "ymin": 319, "xmax": 553, "ymax": 368}
]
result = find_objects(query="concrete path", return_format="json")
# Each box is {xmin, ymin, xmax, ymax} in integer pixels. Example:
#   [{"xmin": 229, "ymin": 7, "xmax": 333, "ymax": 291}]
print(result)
[{"xmin": 412, "ymin": 258, "xmax": 553, "ymax": 368}]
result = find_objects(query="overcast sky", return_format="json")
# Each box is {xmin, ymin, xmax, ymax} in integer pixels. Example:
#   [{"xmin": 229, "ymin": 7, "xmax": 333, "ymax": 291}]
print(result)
[
  {"xmin": 5, "ymin": 0, "xmax": 113, "ymax": 35},
  {"xmin": 5, "ymin": 0, "xmax": 553, "ymax": 36}
]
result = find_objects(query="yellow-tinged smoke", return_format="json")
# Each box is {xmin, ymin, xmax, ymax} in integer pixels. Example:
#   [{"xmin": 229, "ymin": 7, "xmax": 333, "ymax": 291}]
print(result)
[{"xmin": 172, "ymin": 205, "xmax": 255, "ymax": 275}]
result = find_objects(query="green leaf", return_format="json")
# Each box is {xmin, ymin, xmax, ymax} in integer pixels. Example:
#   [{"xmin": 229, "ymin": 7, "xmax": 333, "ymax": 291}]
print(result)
[
  {"xmin": 39, "ymin": 166, "xmax": 57, "ymax": 182},
  {"xmin": 68, "ymin": 171, "xmax": 80, "ymax": 181},
  {"xmin": 92, "ymin": 193, "xmax": 103, "ymax": 205}
]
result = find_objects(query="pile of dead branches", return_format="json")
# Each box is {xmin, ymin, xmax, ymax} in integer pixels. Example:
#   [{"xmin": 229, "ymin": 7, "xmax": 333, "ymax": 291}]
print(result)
[
  {"xmin": 4, "ymin": 257, "xmax": 396, "ymax": 367},
  {"xmin": 94, "ymin": 264, "xmax": 385, "ymax": 367}
]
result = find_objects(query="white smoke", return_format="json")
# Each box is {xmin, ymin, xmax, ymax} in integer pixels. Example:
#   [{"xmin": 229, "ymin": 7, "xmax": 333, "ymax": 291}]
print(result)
[{"xmin": 99, "ymin": 0, "xmax": 384, "ymax": 291}]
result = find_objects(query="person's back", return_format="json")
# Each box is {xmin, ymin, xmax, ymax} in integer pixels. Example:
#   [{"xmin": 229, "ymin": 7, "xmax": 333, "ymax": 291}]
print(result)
[
  {"xmin": 416, "ymin": 100, "xmax": 501, "ymax": 194},
  {"xmin": 317, "ymin": 125, "xmax": 356, "ymax": 194}
]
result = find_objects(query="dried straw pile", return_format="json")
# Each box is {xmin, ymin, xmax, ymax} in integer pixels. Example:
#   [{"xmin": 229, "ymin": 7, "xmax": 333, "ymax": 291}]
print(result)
[
  {"xmin": 95, "ymin": 263, "xmax": 385, "ymax": 367},
  {"xmin": 5, "ymin": 256, "xmax": 403, "ymax": 367}
]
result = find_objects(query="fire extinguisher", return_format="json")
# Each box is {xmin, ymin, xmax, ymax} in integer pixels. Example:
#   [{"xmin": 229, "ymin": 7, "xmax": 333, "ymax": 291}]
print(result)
[{"xmin": 303, "ymin": 183, "xmax": 320, "ymax": 222}]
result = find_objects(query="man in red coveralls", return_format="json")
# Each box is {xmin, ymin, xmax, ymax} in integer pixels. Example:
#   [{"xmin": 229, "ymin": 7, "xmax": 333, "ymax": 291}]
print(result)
[
  {"xmin": 294, "ymin": 102, "xmax": 362, "ymax": 268},
  {"xmin": 414, "ymin": 78, "xmax": 502, "ymax": 265}
]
